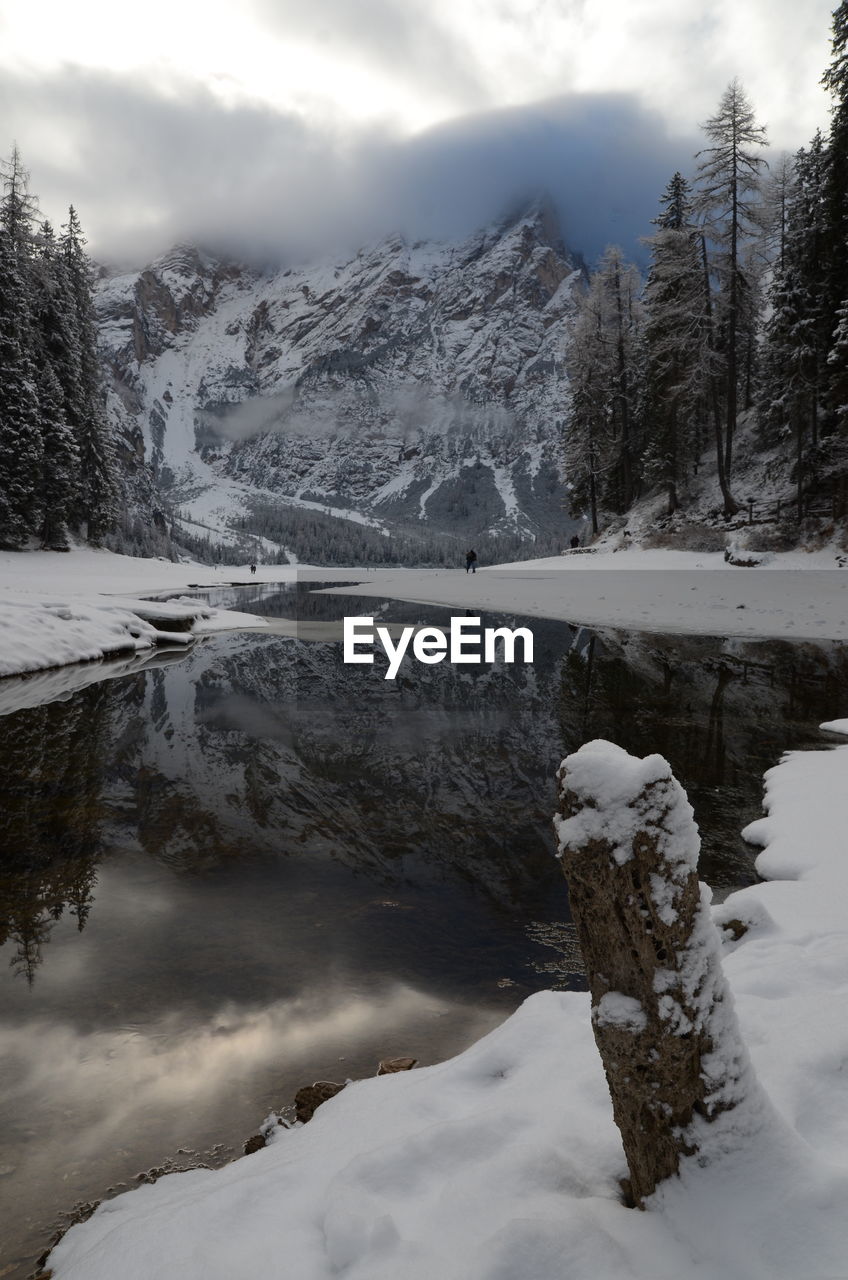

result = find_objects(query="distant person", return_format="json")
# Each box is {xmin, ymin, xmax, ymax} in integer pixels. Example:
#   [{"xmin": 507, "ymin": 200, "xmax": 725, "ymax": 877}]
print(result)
[
  {"xmin": 465, "ymin": 549, "xmax": 477, "ymax": 574},
  {"xmin": 250, "ymin": 562, "xmax": 257, "ymax": 575},
  {"xmin": 570, "ymin": 535, "xmax": 580, "ymax": 549}
]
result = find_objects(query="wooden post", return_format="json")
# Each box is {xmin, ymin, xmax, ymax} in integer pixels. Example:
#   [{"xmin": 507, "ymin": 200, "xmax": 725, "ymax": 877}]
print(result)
[
  {"xmin": 554, "ymin": 741, "xmax": 757, "ymax": 1205},
  {"xmin": 747, "ymin": 498, "xmax": 754, "ymax": 525}
]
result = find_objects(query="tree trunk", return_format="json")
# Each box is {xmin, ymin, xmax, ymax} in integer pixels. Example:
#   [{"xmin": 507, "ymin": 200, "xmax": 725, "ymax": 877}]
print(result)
[
  {"xmin": 613, "ymin": 259, "xmax": 633, "ymax": 508},
  {"xmin": 700, "ymin": 235, "xmax": 739, "ymax": 515},
  {"xmin": 725, "ymin": 123, "xmax": 739, "ymax": 479},
  {"xmin": 554, "ymin": 742, "xmax": 757, "ymax": 1205}
]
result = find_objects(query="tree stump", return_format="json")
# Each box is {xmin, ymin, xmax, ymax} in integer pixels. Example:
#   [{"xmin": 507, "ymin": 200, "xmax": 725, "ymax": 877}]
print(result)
[{"xmin": 554, "ymin": 740, "xmax": 755, "ymax": 1205}]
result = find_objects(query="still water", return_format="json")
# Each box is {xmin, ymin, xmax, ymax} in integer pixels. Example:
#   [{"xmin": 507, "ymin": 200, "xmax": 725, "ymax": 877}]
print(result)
[{"xmin": 1, "ymin": 580, "xmax": 846, "ymax": 1276}]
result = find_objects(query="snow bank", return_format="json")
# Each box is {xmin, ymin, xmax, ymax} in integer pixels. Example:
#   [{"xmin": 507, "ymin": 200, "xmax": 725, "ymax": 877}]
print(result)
[
  {"xmin": 0, "ymin": 597, "xmax": 193, "ymax": 678},
  {"xmin": 0, "ymin": 548, "xmax": 283, "ymax": 679},
  {"xmin": 820, "ymin": 718, "xmax": 848, "ymax": 735},
  {"xmin": 47, "ymin": 730, "xmax": 848, "ymax": 1279}
]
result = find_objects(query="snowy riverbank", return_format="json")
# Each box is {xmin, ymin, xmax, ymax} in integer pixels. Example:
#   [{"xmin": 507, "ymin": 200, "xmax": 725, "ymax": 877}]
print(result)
[
  {"xmin": 44, "ymin": 723, "xmax": 848, "ymax": 1279},
  {"xmin": 1, "ymin": 544, "xmax": 848, "ymax": 681}
]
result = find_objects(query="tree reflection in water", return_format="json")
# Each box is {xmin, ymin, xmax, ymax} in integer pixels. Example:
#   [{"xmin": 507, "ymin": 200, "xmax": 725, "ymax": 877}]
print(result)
[
  {"xmin": 559, "ymin": 627, "xmax": 848, "ymax": 887},
  {"xmin": 1, "ymin": 604, "xmax": 846, "ymax": 983},
  {"xmin": 0, "ymin": 680, "xmax": 117, "ymax": 982}
]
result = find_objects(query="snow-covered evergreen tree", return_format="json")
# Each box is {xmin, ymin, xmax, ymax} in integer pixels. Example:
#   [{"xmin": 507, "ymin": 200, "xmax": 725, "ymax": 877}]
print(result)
[
  {"xmin": 760, "ymin": 152, "xmax": 794, "ymax": 272},
  {"xmin": 563, "ymin": 302, "xmax": 608, "ymax": 535},
  {"xmin": 759, "ymin": 136, "xmax": 831, "ymax": 503},
  {"xmin": 34, "ymin": 221, "xmax": 83, "ymax": 422},
  {"xmin": 35, "ymin": 361, "xmax": 80, "ymax": 549},
  {"xmin": 31, "ymin": 220, "xmax": 82, "ymax": 547},
  {"xmin": 0, "ymin": 146, "xmax": 38, "ymax": 253},
  {"xmin": 563, "ymin": 247, "xmax": 643, "ymax": 530},
  {"xmin": 0, "ymin": 149, "xmax": 119, "ymax": 550},
  {"xmin": 820, "ymin": 5, "xmax": 848, "ymax": 471},
  {"xmin": 0, "ymin": 226, "xmax": 42, "ymax": 546},
  {"xmin": 822, "ymin": 3, "xmax": 848, "ymax": 349},
  {"xmin": 60, "ymin": 206, "xmax": 118, "ymax": 542},
  {"xmin": 642, "ymin": 174, "xmax": 707, "ymax": 514},
  {"xmin": 826, "ymin": 304, "xmax": 848, "ymax": 463}
]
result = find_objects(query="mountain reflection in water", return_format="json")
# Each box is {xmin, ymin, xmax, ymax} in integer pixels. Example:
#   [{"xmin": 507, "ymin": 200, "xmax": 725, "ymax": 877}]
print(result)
[{"xmin": 0, "ymin": 579, "xmax": 846, "ymax": 1277}]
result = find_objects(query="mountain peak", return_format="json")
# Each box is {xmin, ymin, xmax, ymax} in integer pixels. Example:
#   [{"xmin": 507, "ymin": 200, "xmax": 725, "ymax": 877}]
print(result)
[{"xmin": 97, "ymin": 202, "xmax": 582, "ymax": 555}]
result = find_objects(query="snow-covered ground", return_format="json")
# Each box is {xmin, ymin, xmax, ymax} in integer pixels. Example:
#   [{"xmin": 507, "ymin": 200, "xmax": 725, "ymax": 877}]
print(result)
[
  {"xmin": 1, "ymin": 544, "xmax": 847, "ymax": 680},
  {"xmin": 320, "ymin": 548, "xmax": 848, "ymax": 642},
  {"xmin": 0, "ymin": 547, "xmax": 288, "ymax": 678},
  {"xmin": 45, "ymin": 724, "xmax": 848, "ymax": 1280}
]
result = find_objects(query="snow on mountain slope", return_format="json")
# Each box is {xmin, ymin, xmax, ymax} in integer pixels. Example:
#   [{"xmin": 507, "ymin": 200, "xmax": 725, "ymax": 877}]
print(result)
[{"xmin": 97, "ymin": 201, "xmax": 582, "ymax": 551}]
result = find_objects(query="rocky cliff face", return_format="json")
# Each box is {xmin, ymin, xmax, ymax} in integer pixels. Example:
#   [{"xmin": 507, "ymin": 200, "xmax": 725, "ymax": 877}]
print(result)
[{"xmin": 97, "ymin": 201, "xmax": 582, "ymax": 555}]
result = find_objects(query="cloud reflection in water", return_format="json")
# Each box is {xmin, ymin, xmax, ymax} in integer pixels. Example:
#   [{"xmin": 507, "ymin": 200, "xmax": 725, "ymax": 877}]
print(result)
[{"xmin": 0, "ymin": 984, "xmax": 502, "ymax": 1269}]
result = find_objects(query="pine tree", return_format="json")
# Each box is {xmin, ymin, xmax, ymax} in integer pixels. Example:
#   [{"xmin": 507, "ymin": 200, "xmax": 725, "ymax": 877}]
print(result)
[
  {"xmin": 0, "ymin": 150, "xmax": 120, "ymax": 550},
  {"xmin": 696, "ymin": 80, "xmax": 768, "ymax": 484},
  {"xmin": 825, "ymin": 304, "xmax": 848, "ymax": 477},
  {"xmin": 642, "ymin": 174, "xmax": 707, "ymax": 514},
  {"xmin": 31, "ymin": 221, "xmax": 81, "ymax": 547},
  {"xmin": 563, "ymin": 247, "xmax": 643, "ymax": 531},
  {"xmin": 603, "ymin": 246, "xmax": 644, "ymax": 512},
  {"xmin": 0, "ymin": 226, "xmax": 42, "ymax": 546},
  {"xmin": 33, "ymin": 221, "xmax": 83, "ymax": 419},
  {"xmin": 822, "ymin": 3, "xmax": 848, "ymax": 346},
  {"xmin": 0, "ymin": 145, "xmax": 38, "ymax": 253},
  {"xmin": 820, "ymin": 4, "xmax": 848, "ymax": 473},
  {"xmin": 36, "ymin": 361, "xmax": 80, "ymax": 549},
  {"xmin": 761, "ymin": 152, "xmax": 794, "ymax": 272},
  {"xmin": 60, "ymin": 206, "xmax": 118, "ymax": 541},
  {"xmin": 563, "ymin": 304, "xmax": 608, "ymax": 536},
  {"xmin": 759, "ymin": 136, "xmax": 831, "ymax": 508}
]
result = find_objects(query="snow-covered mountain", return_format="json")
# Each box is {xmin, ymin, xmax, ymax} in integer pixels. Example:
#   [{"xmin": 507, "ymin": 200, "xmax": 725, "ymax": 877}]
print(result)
[{"xmin": 96, "ymin": 200, "xmax": 583, "ymax": 558}]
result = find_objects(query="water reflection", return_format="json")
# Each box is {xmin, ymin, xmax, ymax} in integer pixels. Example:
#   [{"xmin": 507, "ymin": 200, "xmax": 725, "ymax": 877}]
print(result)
[
  {"xmin": 2, "ymin": 983, "xmax": 498, "ymax": 1165},
  {"xmin": 559, "ymin": 629, "xmax": 848, "ymax": 885},
  {"xmin": 1, "ymin": 583, "xmax": 848, "ymax": 1276},
  {"xmin": 0, "ymin": 680, "xmax": 114, "ymax": 983}
]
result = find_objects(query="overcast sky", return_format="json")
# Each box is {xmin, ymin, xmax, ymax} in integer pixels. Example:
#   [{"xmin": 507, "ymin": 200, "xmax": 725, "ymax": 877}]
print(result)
[{"xmin": 0, "ymin": 0, "xmax": 838, "ymax": 266}]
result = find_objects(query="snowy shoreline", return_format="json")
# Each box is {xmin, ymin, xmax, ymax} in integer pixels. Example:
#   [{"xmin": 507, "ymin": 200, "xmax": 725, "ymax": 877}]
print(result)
[
  {"xmin": 1, "ymin": 544, "xmax": 848, "ymax": 683},
  {"xmin": 43, "ymin": 721, "xmax": 848, "ymax": 1280},
  {"xmin": 0, "ymin": 548, "xmax": 283, "ymax": 680}
]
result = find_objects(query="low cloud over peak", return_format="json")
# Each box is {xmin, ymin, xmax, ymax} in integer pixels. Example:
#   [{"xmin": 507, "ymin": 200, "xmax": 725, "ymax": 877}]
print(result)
[{"xmin": 1, "ymin": 67, "xmax": 702, "ymax": 268}]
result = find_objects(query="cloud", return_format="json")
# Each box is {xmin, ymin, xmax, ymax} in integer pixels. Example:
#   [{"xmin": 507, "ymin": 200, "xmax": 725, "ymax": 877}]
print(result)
[
  {"xmin": 207, "ymin": 386, "xmax": 516, "ymax": 443},
  {"xmin": 249, "ymin": 0, "xmax": 487, "ymax": 112},
  {"xmin": 0, "ymin": 66, "xmax": 705, "ymax": 267},
  {"xmin": 0, "ymin": 0, "xmax": 834, "ymax": 157},
  {"xmin": 0, "ymin": 984, "xmax": 503, "ymax": 1197}
]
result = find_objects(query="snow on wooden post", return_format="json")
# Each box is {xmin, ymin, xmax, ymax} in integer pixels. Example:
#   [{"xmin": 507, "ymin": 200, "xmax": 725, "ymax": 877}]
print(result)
[{"xmin": 554, "ymin": 741, "xmax": 756, "ymax": 1206}]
